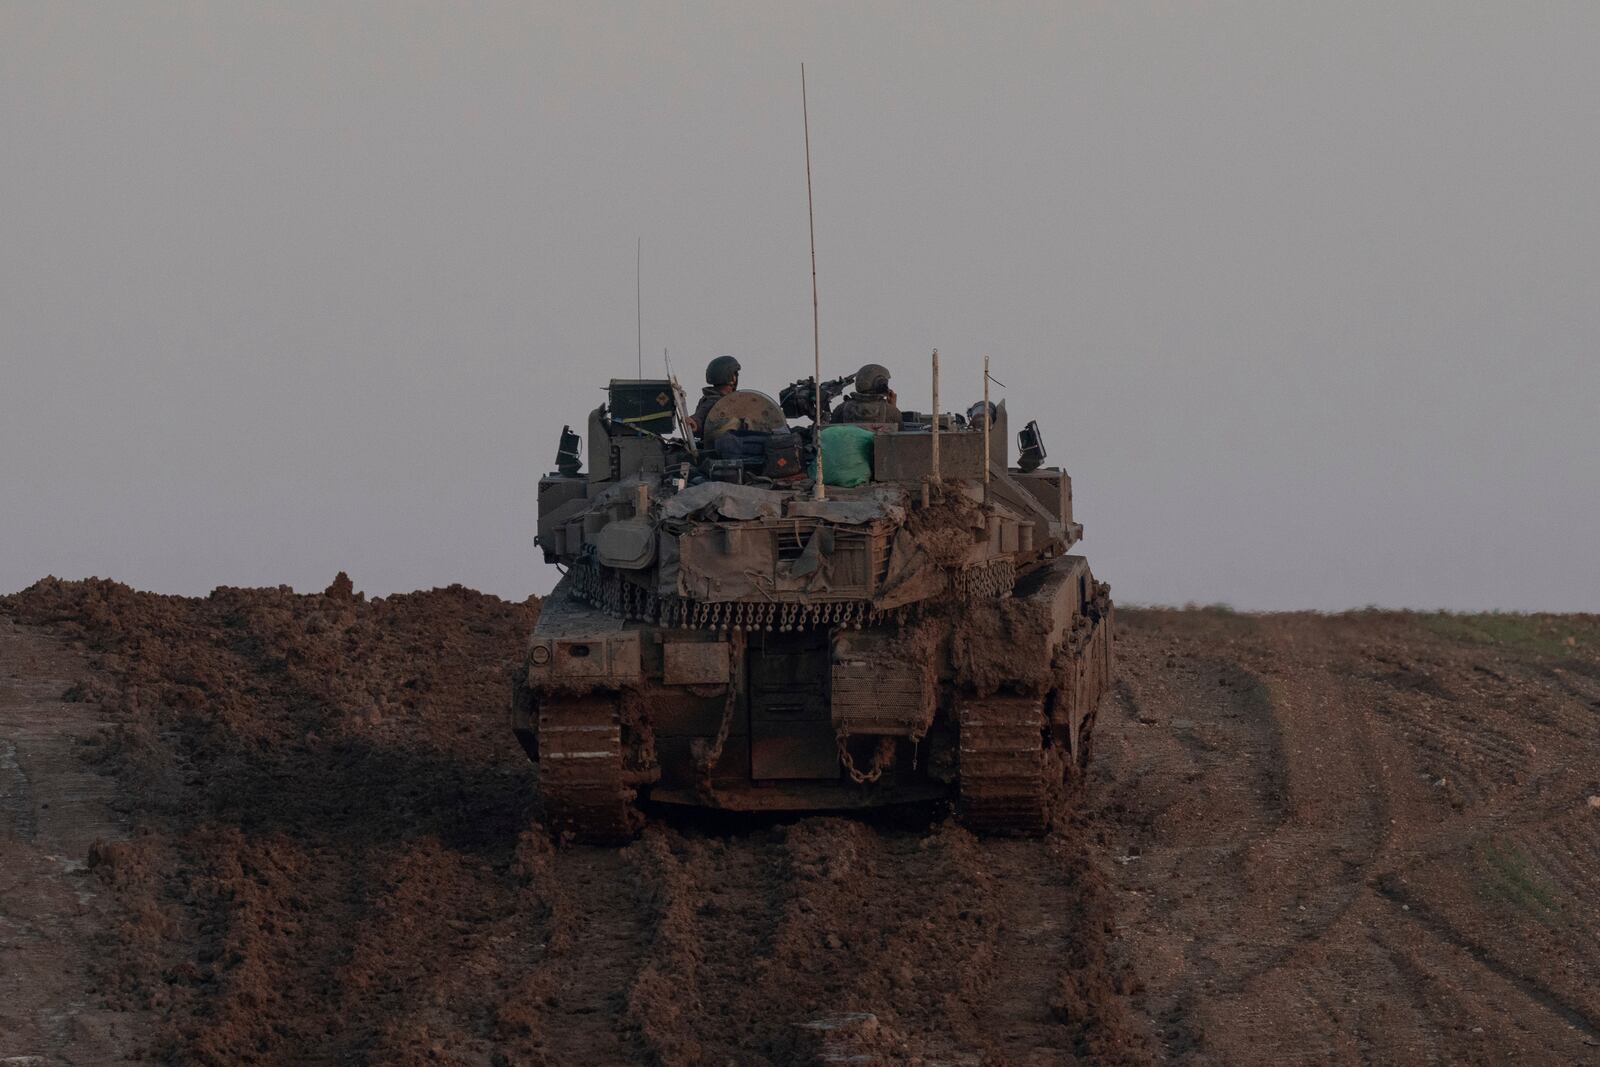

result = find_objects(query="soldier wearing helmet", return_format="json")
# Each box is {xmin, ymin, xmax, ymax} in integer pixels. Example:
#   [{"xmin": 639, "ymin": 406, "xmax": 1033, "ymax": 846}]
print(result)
[
  {"xmin": 832, "ymin": 363, "xmax": 901, "ymax": 427},
  {"xmin": 688, "ymin": 355, "xmax": 741, "ymax": 438}
]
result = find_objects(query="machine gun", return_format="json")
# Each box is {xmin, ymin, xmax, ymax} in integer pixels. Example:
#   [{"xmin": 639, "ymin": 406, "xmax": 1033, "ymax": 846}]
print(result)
[{"xmin": 779, "ymin": 373, "xmax": 854, "ymax": 423}]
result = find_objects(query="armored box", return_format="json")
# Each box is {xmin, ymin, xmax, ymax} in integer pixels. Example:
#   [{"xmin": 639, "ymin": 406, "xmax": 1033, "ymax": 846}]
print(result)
[
  {"xmin": 873, "ymin": 429, "xmax": 987, "ymax": 482},
  {"xmin": 607, "ymin": 379, "xmax": 678, "ymax": 435}
]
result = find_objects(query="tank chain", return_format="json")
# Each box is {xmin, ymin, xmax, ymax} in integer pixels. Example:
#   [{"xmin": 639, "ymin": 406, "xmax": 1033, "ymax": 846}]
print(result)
[
  {"xmin": 571, "ymin": 560, "xmax": 905, "ymax": 632},
  {"xmin": 693, "ymin": 684, "xmax": 738, "ymax": 780},
  {"xmin": 836, "ymin": 734, "xmax": 897, "ymax": 784},
  {"xmin": 571, "ymin": 561, "xmax": 661, "ymax": 621}
]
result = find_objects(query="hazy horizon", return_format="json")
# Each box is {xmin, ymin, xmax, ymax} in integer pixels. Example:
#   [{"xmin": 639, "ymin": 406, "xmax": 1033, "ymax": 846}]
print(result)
[{"xmin": 4, "ymin": 4, "xmax": 1597, "ymax": 612}]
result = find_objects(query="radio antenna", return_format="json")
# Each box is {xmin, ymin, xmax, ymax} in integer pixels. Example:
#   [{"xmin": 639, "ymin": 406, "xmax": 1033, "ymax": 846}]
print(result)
[
  {"xmin": 802, "ymin": 63, "xmax": 824, "ymax": 499},
  {"xmin": 636, "ymin": 238, "xmax": 643, "ymax": 378}
]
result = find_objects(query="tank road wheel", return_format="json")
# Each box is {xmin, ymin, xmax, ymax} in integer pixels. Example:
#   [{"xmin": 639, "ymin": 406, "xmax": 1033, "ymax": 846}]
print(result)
[
  {"xmin": 537, "ymin": 695, "xmax": 643, "ymax": 843},
  {"xmin": 957, "ymin": 696, "xmax": 1052, "ymax": 836}
]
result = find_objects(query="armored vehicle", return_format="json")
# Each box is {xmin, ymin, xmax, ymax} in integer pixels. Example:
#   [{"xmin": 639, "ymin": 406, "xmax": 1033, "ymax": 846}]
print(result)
[{"xmin": 512, "ymin": 372, "xmax": 1112, "ymax": 840}]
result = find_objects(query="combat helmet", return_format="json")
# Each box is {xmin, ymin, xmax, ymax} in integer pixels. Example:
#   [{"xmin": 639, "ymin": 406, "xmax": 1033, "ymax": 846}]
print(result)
[
  {"xmin": 706, "ymin": 355, "xmax": 742, "ymax": 387},
  {"xmin": 855, "ymin": 363, "xmax": 891, "ymax": 395}
]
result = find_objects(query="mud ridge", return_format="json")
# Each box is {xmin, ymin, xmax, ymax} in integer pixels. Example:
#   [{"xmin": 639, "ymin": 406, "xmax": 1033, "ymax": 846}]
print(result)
[
  {"xmin": 1, "ymin": 577, "xmax": 1145, "ymax": 1066},
  {"xmin": 9, "ymin": 582, "xmax": 1597, "ymax": 1064}
]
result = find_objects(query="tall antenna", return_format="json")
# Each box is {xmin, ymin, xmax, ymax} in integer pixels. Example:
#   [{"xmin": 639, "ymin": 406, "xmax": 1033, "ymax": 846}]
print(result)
[
  {"xmin": 982, "ymin": 353, "xmax": 991, "ymax": 502},
  {"xmin": 636, "ymin": 237, "xmax": 643, "ymax": 378},
  {"xmin": 802, "ymin": 63, "xmax": 824, "ymax": 499}
]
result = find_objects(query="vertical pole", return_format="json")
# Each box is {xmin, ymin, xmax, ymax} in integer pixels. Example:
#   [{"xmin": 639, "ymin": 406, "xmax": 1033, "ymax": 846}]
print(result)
[
  {"xmin": 802, "ymin": 64, "xmax": 824, "ymax": 500},
  {"xmin": 983, "ymin": 354, "xmax": 991, "ymax": 502},
  {"xmin": 636, "ymin": 238, "xmax": 642, "ymax": 378},
  {"xmin": 931, "ymin": 348, "xmax": 941, "ymax": 484}
]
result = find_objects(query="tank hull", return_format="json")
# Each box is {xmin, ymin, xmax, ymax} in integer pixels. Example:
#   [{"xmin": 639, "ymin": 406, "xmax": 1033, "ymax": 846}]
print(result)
[{"xmin": 514, "ymin": 555, "xmax": 1113, "ymax": 840}]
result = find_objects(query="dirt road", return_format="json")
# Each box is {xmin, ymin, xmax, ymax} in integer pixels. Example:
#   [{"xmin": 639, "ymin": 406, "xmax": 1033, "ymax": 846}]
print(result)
[{"xmin": 1, "ymin": 579, "xmax": 1595, "ymax": 1064}]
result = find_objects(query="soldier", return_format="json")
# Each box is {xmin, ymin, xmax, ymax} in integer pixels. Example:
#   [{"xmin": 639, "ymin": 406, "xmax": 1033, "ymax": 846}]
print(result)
[
  {"xmin": 688, "ymin": 355, "xmax": 741, "ymax": 438},
  {"xmin": 832, "ymin": 363, "xmax": 901, "ymax": 427}
]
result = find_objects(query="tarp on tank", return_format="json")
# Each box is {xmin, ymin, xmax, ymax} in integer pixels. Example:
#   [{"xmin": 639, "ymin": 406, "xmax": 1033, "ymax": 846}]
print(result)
[
  {"xmin": 674, "ymin": 525, "xmax": 779, "ymax": 600},
  {"xmin": 785, "ymin": 495, "xmax": 905, "ymax": 526},
  {"xmin": 660, "ymin": 482, "xmax": 786, "ymax": 522}
]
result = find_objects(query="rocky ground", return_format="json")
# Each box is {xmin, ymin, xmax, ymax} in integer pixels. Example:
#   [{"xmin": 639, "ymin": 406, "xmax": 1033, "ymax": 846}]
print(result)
[{"xmin": 0, "ymin": 578, "xmax": 1596, "ymax": 1065}]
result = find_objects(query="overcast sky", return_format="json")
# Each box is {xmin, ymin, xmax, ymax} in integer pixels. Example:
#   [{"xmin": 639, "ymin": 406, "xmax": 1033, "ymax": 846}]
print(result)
[{"xmin": 3, "ymin": 3, "xmax": 1597, "ymax": 611}]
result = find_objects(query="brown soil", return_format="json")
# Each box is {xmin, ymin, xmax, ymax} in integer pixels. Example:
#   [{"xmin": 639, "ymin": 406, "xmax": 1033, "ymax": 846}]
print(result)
[
  {"xmin": 0, "ymin": 615, "xmax": 145, "ymax": 1063},
  {"xmin": 2, "ymin": 580, "xmax": 1597, "ymax": 1065},
  {"xmin": 1098, "ymin": 607, "xmax": 1600, "ymax": 1065}
]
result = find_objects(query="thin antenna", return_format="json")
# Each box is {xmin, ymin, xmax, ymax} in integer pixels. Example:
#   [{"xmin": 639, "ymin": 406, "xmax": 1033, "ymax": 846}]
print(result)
[
  {"xmin": 931, "ymin": 348, "xmax": 941, "ymax": 484},
  {"xmin": 636, "ymin": 238, "xmax": 643, "ymax": 378},
  {"xmin": 802, "ymin": 62, "xmax": 824, "ymax": 500},
  {"xmin": 982, "ymin": 354, "xmax": 991, "ymax": 501}
]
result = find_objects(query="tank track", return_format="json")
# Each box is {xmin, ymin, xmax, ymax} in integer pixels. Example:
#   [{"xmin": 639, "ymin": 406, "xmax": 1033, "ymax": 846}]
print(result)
[
  {"xmin": 536, "ymin": 696, "xmax": 642, "ymax": 843},
  {"xmin": 957, "ymin": 592, "xmax": 1114, "ymax": 835},
  {"xmin": 957, "ymin": 695, "xmax": 1052, "ymax": 835}
]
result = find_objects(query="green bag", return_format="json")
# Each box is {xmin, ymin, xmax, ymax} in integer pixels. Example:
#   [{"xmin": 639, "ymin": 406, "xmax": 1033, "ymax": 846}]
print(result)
[{"xmin": 809, "ymin": 424, "xmax": 876, "ymax": 487}]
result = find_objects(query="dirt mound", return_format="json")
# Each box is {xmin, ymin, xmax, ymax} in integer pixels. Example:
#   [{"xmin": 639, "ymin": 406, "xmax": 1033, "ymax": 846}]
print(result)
[
  {"xmin": 1, "ymin": 577, "xmax": 1146, "ymax": 1065},
  {"xmin": 12, "ymin": 580, "xmax": 1597, "ymax": 1063}
]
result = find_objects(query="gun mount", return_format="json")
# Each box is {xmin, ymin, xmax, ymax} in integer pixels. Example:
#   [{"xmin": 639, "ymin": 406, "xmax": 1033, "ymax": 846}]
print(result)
[{"xmin": 779, "ymin": 373, "xmax": 854, "ymax": 423}]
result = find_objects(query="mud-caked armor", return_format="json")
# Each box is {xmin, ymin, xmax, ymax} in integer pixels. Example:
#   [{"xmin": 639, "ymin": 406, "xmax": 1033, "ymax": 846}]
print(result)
[{"xmin": 516, "ymin": 372, "xmax": 1112, "ymax": 841}]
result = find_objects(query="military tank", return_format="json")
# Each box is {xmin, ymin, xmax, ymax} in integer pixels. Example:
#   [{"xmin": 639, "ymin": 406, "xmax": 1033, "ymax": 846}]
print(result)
[{"xmin": 511, "ymin": 370, "xmax": 1112, "ymax": 841}]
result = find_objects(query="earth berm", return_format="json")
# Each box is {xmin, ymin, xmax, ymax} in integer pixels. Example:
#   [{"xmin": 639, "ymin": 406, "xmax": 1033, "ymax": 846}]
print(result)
[{"xmin": 1, "ymin": 577, "xmax": 1596, "ymax": 1064}]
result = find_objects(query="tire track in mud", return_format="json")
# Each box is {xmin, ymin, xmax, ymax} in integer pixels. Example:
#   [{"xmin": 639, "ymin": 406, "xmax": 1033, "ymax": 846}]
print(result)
[
  {"xmin": 624, "ymin": 827, "xmax": 793, "ymax": 1065},
  {"xmin": 1179, "ymin": 656, "xmax": 1394, "ymax": 1000},
  {"xmin": 601, "ymin": 816, "xmax": 1144, "ymax": 1066},
  {"xmin": 1528, "ymin": 819, "xmax": 1600, "ymax": 920},
  {"xmin": 1358, "ymin": 636, "xmax": 1600, "ymax": 1049},
  {"xmin": 168, "ymin": 830, "xmax": 363, "ymax": 1064},
  {"xmin": 976, "ymin": 829, "xmax": 1144, "ymax": 1066},
  {"xmin": 331, "ymin": 844, "xmax": 521, "ymax": 1063},
  {"xmin": 1363, "ymin": 889, "xmax": 1600, "ymax": 1064},
  {"xmin": 2, "ymin": 581, "xmax": 1150, "ymax": 1066},
  {"xmin": 1374, "ymin": 876, "xmax": 1600, "ymax": 1042},
  {"xmin": 1364, "ymin": 934, "xmax": 1452, "ymax": 1065},
  {"xmin": 621, "ymin": 829, "xmax": 714, "ymax": 1066},
  {"xmin": 693, "ymin": 818, "xmax": 980, "ymax": 1064},
  {"xmin": 513, "ymin": 844, "xmax": 655, "ymax": 1066},
  {"xmin": 1102, "ymin": 611, "xmax": 1600, "ymax": 1065},
  {"xmin": 15, "ymin": 581, "xmax": 1598, "ymax": 1065},
  {"xmin": 786, "ymin": 821, "xmax": 1029, "ymax": 1064},
  {"xmin": 1100, "ymin": 615, "xmax": 1400, "ymax": 1061}
]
